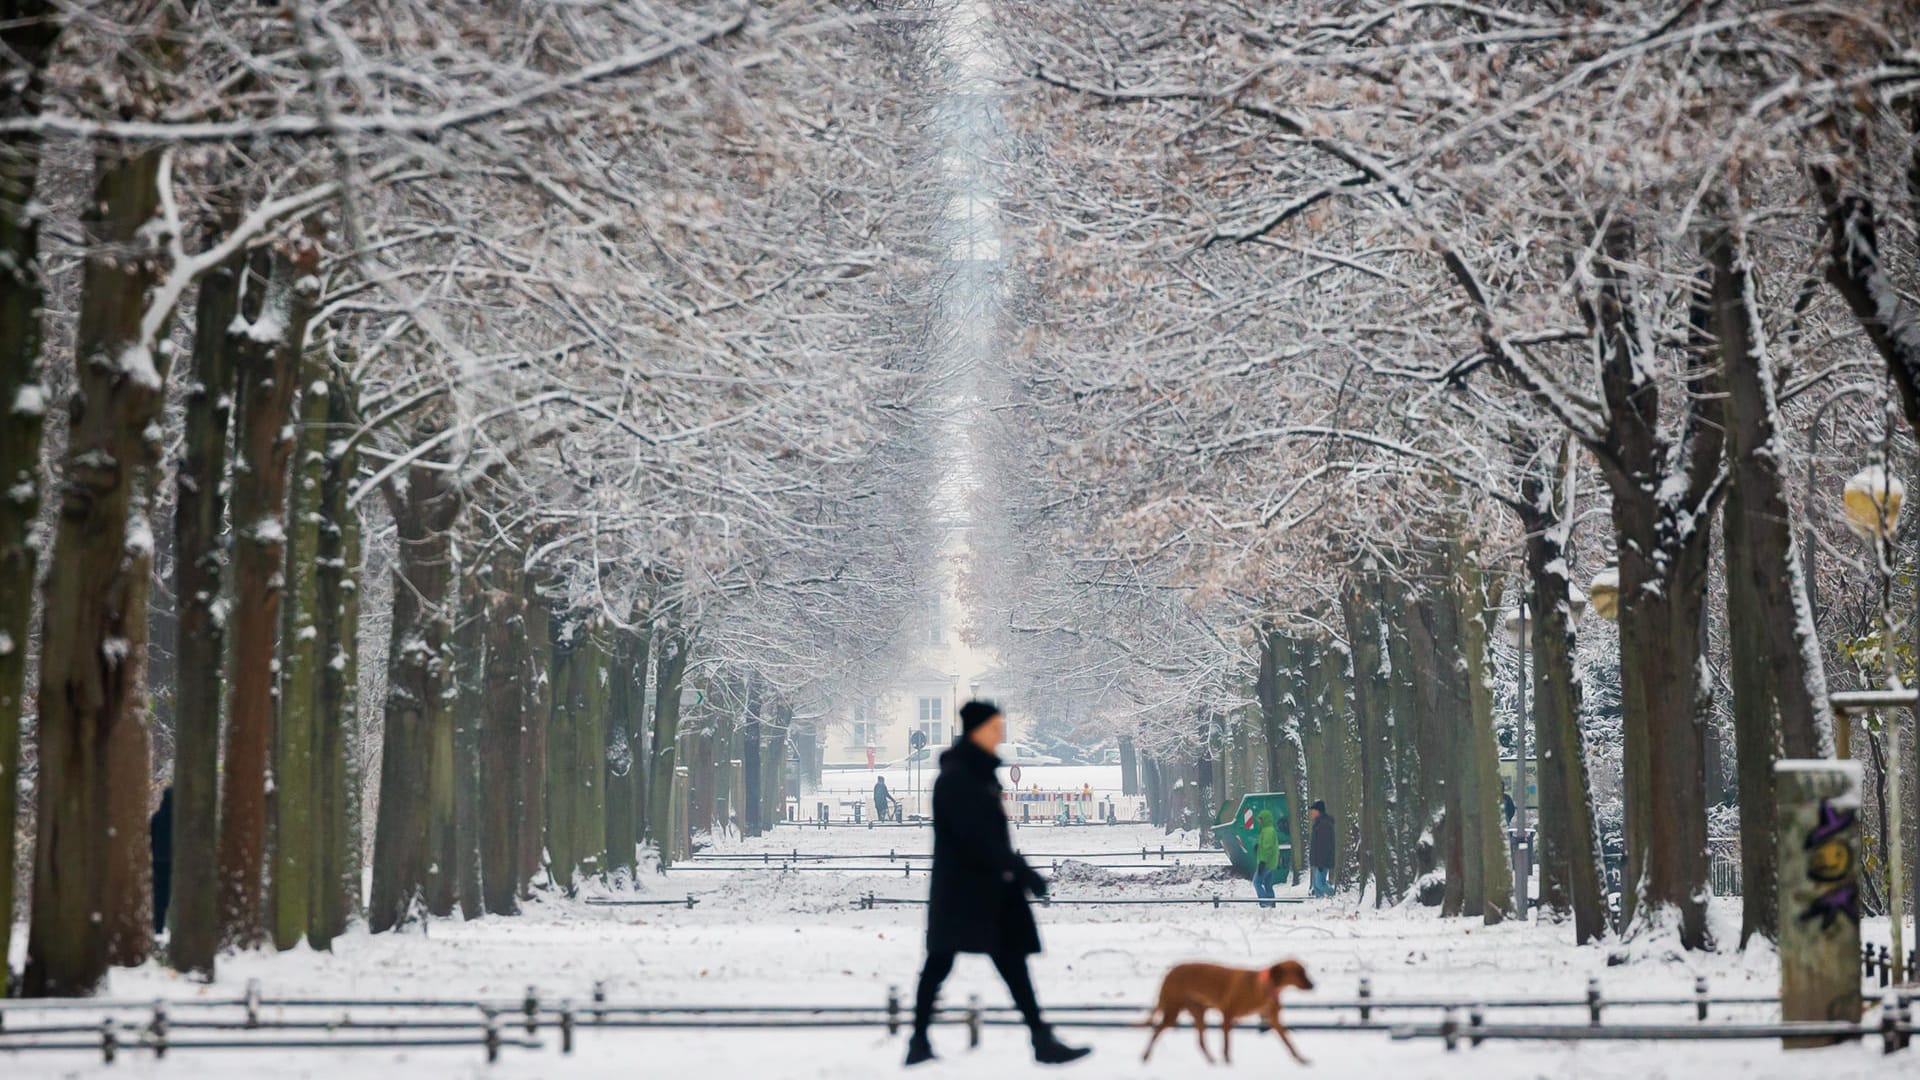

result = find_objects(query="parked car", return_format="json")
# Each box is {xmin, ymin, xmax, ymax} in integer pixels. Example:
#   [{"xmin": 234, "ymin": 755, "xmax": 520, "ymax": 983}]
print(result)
[{"xmin": 996, "ymin": 742, "xmax": 1063, "ymax": 766}]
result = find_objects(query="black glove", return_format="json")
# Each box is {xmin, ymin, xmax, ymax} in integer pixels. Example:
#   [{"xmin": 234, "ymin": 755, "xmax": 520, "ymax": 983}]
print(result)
[{"xmin": 1024, "ymin": 868, "xmax": 1049, "ymax": 898}]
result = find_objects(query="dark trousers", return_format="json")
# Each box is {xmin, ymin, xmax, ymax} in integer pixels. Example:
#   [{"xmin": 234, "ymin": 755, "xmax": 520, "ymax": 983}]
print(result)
[{"xmin": 912, "ymin": 950, "xmax": 1044, "ymax": 1038}]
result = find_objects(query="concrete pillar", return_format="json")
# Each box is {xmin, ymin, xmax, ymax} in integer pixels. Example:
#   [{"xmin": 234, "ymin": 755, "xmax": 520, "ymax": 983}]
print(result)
[{"xmin": 1775, "ymin": 759, "xmax": 1863, "ymax": 1047}]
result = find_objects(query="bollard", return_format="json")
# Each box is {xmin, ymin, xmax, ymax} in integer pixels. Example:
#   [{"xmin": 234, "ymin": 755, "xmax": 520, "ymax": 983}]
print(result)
[
  {"xmin": 1468, "ymin": 1008, "xmax": 1485, "ymax": 1049},
  {"xmin": 967, "ymin": 994, "xmax": 982, "ymax": 1049},
  {"xmin": 1212, "ymin": 894, "xmax": 1221, "ymax": 909},
  {"xmin": 1358, "ymin": 977, "xmax": 1373, "ymax": 1023},
  {"xmin": 904, "ymin": 863, "xmax": 911, "ymax": 879},
  {"xmin": 1775, "ymin": 760, "xmax": 1863, "ymax": 1049},
  {"xmin": 524, "ymin": 986, "xmax": 540, "ymax": 1035},
  {"xmin": 151, "ymin": 1002, "xmax": 168, "ymax": 1060},
  {"xmin": 245, "ymin": 978, "xmax": 262, "ymax": 1029},
  {"xmin": 1883, "ymin": 947, "xmax": 1893, "ymax": 989},
  {"xmin": 1882, "ymin": 993, "xmax": 1900, "ymax": 1055},
  {"xmin": 887, "ymin": 986, "xmax": 901, "ymax": 1035},
  {"xmin": 1586, "ymin": 977, "xmax": 1602, "ymax": 1026},
  {"xmin": 1695, "ymin": 976, "xmax": 1710, "ymax": 1022},
  {"xmin": 1866, "ymin": 946, "xmax": 1878, "ymax": 982},
  {"xmin": 560, "ymin": 1003, "xmax": 576, "ymax": 1054},
  {"xmin": 101, "ymin": 1017, "xmax": 117, "ymax": 1064},
  {"xmin": 485, "ymin": 1011, "xmax": 502, "ymax": 1064},
  {"xmin": 593, "ymin": 981, "xmax": 607, "ymax": 1024},
  {"xmin": 1441, "ymin": 1007, "xmax": 1459, "ymax": 1051},
  {"xmin": 686, "ymin": 895, "xmax": 697, "ymax": 909}
]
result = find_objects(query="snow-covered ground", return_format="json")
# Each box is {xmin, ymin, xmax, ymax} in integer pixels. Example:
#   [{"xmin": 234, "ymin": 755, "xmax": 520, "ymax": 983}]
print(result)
[{"xmin": 4, "ymin": 824, "xmax": 1909, "ymax": 1078}]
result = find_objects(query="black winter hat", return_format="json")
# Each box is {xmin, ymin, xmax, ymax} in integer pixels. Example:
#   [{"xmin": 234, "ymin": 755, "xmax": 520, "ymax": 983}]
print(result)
[
  {"xmin": 1310, "ymin": 800, "xmax": 1327, "ymax": 813},
  {"xmin": 959, "ymin": 699, "xmax": 1002, "ymax": 734}
]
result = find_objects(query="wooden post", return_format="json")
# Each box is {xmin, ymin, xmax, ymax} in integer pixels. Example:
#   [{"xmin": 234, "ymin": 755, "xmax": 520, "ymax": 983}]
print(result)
[{"xmin": 1775, "ymin": 759, "xmax": 1863, "ymax": 1048}]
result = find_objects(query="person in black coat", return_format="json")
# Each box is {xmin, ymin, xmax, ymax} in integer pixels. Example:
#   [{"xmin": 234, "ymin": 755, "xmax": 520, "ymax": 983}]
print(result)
[
  {"xmin": 905, "ymin": 701, "xmax": 1089, "ymax": 1067},
  {"xmin": 150, "ymin": 786, "xmax": 174, "ymax": 934},
  {"xmin": 1308, "ymin": 799, "xmax": 1336, "ymax": 898}
]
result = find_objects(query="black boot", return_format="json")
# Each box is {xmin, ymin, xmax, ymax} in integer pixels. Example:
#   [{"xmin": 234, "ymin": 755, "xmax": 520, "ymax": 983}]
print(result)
[
  {"xmin": 1031, "ymin": 1026, "xmax": 1091, "ymax": 1065},
  {"xmin": 904, "ymin": 1033, "xmax": 936, "ymax": 1066}
]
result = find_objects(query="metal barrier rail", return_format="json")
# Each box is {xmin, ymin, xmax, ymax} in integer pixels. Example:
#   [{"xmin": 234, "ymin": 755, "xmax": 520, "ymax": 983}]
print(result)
[
  {"xmin": 688, "ymin": 846, "xmax": 1218, "ymax": 862},
  {"xmin": 856, "ymin": 893, "xmax": 1299, "ymax": 909},
  {"xmin": 671, "ymin": 862, "xmax": 1207, "ymax": 876},
  {"xmin": 583, "ymin": 896, "xmax": 703, "ymax": 908},
  {"xmin": 1390, "ymin": 1009, "xmax": 1916, "ymax": 1055}
]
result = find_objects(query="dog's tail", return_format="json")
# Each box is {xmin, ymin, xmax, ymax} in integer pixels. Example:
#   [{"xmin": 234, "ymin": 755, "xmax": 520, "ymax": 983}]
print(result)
[{"xmin": 1138, "ymin": 1003, "xmax": 1163, "ymax": 1028}]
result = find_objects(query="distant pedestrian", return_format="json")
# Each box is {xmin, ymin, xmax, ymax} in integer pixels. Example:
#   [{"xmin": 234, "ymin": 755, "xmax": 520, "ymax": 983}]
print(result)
[
  {"xmin": 150, "ymin": 786, "xmax": 174, "ymax": 934},
  {"xmin": 1252, "ymin": 809, "xmax": 1281, "ymax": 908},
  {"xmin": 1501, "ymin": 790, "xmax": 1516, "ymax": 827},
  {"xmin": 906, "ymin": 701, "xmax": 1090, "ymax": 1067},
  {"xmin": 1309, "ymin": 800, "xmax": 1335, "ymax": 899},
  {"xmin": 875, "ymin": 775, "xmax": 892, "ymax": 821}
]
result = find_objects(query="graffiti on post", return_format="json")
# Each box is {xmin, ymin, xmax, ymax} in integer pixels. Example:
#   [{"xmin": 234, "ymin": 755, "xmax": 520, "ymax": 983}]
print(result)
[{"xmin": 1799, "ymin": 799, "xmax": 1859, "ymax": 931}]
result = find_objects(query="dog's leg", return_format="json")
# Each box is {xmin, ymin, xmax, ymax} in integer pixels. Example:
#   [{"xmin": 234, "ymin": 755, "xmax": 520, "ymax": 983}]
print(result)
[
  {"xmin": 1267, "ymin": 1006, "xmax": 1310, "ymax": 1066},
  {"xmin": 1220, "ymin": 1019, "xmax": 1233, "ymax": 1064},
  {"xmin": 1191, "ymin": 1009, "xmax": 1215, "ymax": 1065},
  {"xmin": 1142, "ymin": 1007, "xmax": 1171, "ymax": 1063}
]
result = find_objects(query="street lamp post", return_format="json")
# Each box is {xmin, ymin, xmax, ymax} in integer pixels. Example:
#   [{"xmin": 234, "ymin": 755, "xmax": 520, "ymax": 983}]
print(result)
[
  {"xmin": 1505, "ymin": 601, "xmax": 1532, "ymax": 918},
  {"xmin": 1845, "ymin": 460, "xmax": 1907, "ymax": 985}
]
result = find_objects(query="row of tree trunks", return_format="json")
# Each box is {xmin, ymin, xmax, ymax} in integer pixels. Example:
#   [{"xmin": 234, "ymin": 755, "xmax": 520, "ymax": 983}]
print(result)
[
  {"xmin": 0, "ymin": 0, "xmax": 61, "ymax": 988},
  {"xmin": 218, "ymin": 246, "xmax": 320, "ymax": 950},
  {"xmin": 25, "ymin": 144, "xmax": 171, "ymax": 994}
]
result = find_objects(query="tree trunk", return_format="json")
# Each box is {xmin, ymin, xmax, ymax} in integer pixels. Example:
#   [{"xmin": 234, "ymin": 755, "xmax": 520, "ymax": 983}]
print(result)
[
  {"xmin": 367, "ymin": 466, "xmax": 460, "ymax": 931},
  {"xmin": 272, "ymin": 341, "xmax": 329, "ymax": 950},
  {"xmin": 478, "ymin": 548, "xmax": 527, "ymax": 914},
  {"xmin": 1458, "ymin": 538, "xmax": 1514, "ymax": 923},
  {"xmin": 545, "ymin": 613, "xmax": 579, "ymax": 889},
  {"xmin": 1519, "ymin": 447, "xmax": 1608, "ymax": 944},
  {"xmin": 25, "ymin": 146, "xmax": 170, "ymax": 994},
  {"xmin": 310, "ymin": 366, "xmax": 360, "ymax": 946},
  {"xmin": 218, "ymin": 247, "xmax": 318, "ymax": 950},
  {"xmin": 574, "ymin": 622, "xmax": 609, "ymax": 880},
  {"xmin": 518, "ymin": 582, "xmax": 553, "ymax": 892},
  {"xmin": 0, "ymin": 0, "xmax": 60, "ymax": 987},
  {"xmin": 451, "ymin": 565, "xmax": 485, "ymax": 919},
  {"xmin": 1591, "ymin": 227, "xmax": 1724, "ymax": 949},
  {"xmin": 690, "ymin": 721, "xmax": 716, "ymax": 838},
  {"xmin": 1710, "ymin": 220, "xmax": 1834, "ymax": 946},
  {"xmin": 648, "ymin": 628, "xmax": 690, "ymax": 864},
  {"xmin": 166, "ymin": 238, "xmax": 247, "ymax": 974},
  {"xmin": 603, "ymin": 619, "xmax": 650, "ymax": 880},
  {"xmin": 1119, "ymin": 735, "xmax": 1138, "ymax": 797},
  {"xmin": 740, "ymin": 674, "xmax": 763, "ymax": 837},
  {"xmin": 1342, "ymin": 581, "xmax": 1397, "ymax": 905}
]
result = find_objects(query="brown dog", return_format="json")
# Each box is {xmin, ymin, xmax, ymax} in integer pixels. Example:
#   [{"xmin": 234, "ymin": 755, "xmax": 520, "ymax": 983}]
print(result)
[{"xmin": 1141, "ymin": 960, "xmax": 1314, "ymax": 1065}]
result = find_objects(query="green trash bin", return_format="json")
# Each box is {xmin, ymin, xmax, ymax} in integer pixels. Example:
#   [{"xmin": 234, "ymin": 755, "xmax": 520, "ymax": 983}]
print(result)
[{"xmin": 1209, "ymin": 792, "xmax": 1292, "ymax": 880}]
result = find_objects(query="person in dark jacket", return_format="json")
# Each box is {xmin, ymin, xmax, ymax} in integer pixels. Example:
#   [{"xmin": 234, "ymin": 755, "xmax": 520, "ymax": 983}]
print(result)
[
  {"xmin": 874, "ymin": 775, "xmax": 893, "ymax": 822},
  {"xmin": 150, "ymin": 786, "xmax": 174, "ymax": 934},
  {"xmin": 905, "ymin": 701, "xmax": 1090, "ymax": 1067},
  {"xmin": 1309, "ymin": 800, "xmax": 1335, "ymax": 898}
]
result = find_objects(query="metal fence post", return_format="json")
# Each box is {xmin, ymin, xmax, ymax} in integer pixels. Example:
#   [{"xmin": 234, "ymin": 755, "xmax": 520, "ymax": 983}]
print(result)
[
  {"xmin": 1586, "ymin": 977, "xmax": 1602, "ymax": 1026},
  {"xmin": 100, "ymin": 1017, "xmax": 117, "ymax": 1064},
  {"xmin": 1468, "ymin": 1008, "xmax": 1485, "ymax": 1049},
  {"xmin": 887, "ymin": 986, "xmax": 901, "ymax": 1035},
  {"xmin": 1694, "ymin": 976, "xmax": 1709, "ymax": 1022},
  {"xmin": 593, "ymin": 980, "xmax": 607, "ymax": 1024},
  {"xmin": 485, "ymin": 1011, "xmax": 502, "ymax": 1064},
  {"xmin": 1441, "ymin": 1007, "xmax": 1459, "ymax": 1051},
  {"xmin": 245, "ymin": 978, "xmax": 261, "ymax": 1029},
  {"xmin": 150, "ymin": 1002, "xmax": 168, "ymax": 1060},
  {"xmin": 1358, "ymin": 977, "xmax": 1373, "ymax": 1023},
  {"xmin": 524, "ymin": 986, "xmax": 540, "ymax": 1035},
  {"xmin": 967, "ymin": 994, "xmax": 982, "ymax": 1049},
  {"xmin": 560, "ymin": 1003, "xmax": 576, "ymax": 1054}
]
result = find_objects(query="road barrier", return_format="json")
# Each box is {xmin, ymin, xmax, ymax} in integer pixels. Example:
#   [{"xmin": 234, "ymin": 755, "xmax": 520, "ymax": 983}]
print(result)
[
  {"xmin": 856, "ymin": 892, "xmax": 1298, "ymax": 909},
  {"xmin": 688, "ymin": 845, "xmax": 1218, "ymax": 863},
  {"xmin": 4, "ymin": 976, "xmax": 1914, "ymax": 1063}
]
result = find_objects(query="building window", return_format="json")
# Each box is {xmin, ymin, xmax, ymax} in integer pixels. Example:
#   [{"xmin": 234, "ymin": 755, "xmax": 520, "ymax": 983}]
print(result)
[{"xmin": 917, "ymin": 697, "xmax": 943, "ymax": 747}]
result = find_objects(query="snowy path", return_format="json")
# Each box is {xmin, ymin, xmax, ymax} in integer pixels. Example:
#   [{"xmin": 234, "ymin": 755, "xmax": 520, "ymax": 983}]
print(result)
[{"xmin": 6, "ymin": 825, "xmax": 1906, "ymax": 1077}]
